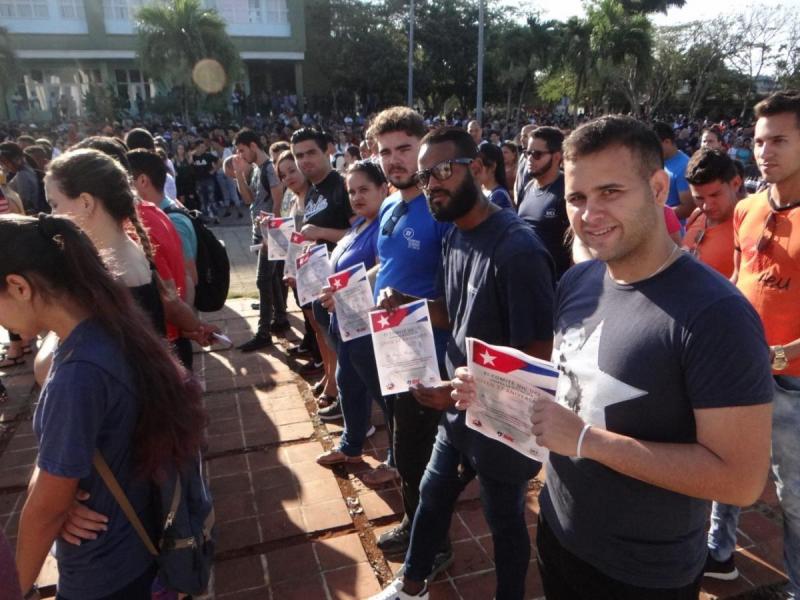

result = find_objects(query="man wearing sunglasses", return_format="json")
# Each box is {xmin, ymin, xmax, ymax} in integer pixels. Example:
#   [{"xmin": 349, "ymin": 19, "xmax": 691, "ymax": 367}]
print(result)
[
  {"xmin": 517, "ymin": 126, "xmax": 572, "ymax": 279},
  {"xmin": 682, "ymin": 148, "xmax": 741, "ymax": 278},
  {"xmin": 705, "ymin": 90, "xmax": 800, "ymax": 598},
  {"xmin": 364, "ymin": 108, "xmax": 454, "ymax": 573},
  {"xmin": 369, "ymin": 127, "xmax": 555, "ymax": 600}
]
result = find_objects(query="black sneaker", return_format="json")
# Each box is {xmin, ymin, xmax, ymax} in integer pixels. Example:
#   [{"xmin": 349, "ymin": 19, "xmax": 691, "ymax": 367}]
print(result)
[
  {"xmin": 251, "ymin": 302, "xmax": 260, "ymax": 311},
  {"xmin": 237, "ymin": 334, "xmax": 273, "ymax": 353},
  {"xmin": 223, "ymin": 210, "xmax": 231, "ymax": 217},
  {"xmin": 298, "ymin": 360, "xmax": 324, "ymax": 376},
  {"xmin": 318, "ymin": 399, "xmax": 342, "ymax": 421},
  {"xmin": 703, "ymin": 551, "xmax": 739, "ymax": 580},
  {"xmin": 377, "ymin": 524, "xmax": 411, "ymax": 554},
  {"xmin": 288, "ymin": 343, "xmax": 312, "ymax": 357}
]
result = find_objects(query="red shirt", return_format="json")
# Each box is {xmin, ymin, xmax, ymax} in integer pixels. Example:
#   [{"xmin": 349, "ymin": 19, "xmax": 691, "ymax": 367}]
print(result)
[{"xmin": 137, "ymin": 201, "xmax": 186, "ymax": 340}]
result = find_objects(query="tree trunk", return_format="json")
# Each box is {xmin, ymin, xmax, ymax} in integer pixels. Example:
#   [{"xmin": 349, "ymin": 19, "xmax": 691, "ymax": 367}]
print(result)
[
  {"xmin": 516, "ymin": 78, "xmax": 528, "ymax": 128},
  {"xmin": 505, "ymin": 85, "xmax": 512, "ymax": 127}
]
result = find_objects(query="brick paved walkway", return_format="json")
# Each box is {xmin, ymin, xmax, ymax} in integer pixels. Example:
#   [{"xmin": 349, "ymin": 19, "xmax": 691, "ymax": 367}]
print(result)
[{"xmin": 0, "ymin": 221, "xmax": 789, "ymax": 599}]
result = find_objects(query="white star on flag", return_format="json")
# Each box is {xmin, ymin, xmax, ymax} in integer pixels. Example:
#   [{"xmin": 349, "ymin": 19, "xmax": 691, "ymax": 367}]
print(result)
[
  {"xmin": 479, "ymin": 350, "xmax": 496, "ymax": 366},
  {"xmin": 378, "ymin": 315, "xmax": 390, "ymax": 328},
  {"xmin": 333, "ymin": 278, "xmax": 344, "ymax": 289}
]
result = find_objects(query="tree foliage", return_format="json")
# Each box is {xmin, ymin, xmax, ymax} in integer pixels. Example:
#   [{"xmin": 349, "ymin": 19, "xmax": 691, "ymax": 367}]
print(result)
[{"xmin": 135, "ymin": 0, "xmax": 241, "ymax": 120}]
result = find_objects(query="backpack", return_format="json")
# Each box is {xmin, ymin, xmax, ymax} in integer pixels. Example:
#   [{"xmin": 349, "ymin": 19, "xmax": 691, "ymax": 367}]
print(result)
[
  {"xmin": 164, "ymin": 205, "xmax": 230, "ymax": 312},
  {"xmin": 94, "ymin": 450, "xmax": 216, "ymax": 596}
]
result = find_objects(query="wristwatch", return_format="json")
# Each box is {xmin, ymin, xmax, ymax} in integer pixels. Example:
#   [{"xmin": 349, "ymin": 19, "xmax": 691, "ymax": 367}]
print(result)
[{"xmin": 772, "ymin": 346, "xmax": 789, "ymax": 371}]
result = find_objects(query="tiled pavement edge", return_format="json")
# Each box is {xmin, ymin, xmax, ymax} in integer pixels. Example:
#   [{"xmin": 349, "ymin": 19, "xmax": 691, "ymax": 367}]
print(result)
[{"xmin": 0, "ymin": 221, "xmax": 790, "ymax": 599}]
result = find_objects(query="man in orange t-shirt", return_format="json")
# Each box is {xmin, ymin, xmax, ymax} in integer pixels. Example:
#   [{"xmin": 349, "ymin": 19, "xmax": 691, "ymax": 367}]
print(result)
[
  {"xmin": 704, "ymin": 91, "xmax": 800, "ymax": 598},
  {"xmin": 682, "ymin": 148, "xmax": 740, "ymax": 278}
]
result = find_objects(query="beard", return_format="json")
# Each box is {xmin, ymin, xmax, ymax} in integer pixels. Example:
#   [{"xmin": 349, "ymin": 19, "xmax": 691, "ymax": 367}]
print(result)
[
  {"xmin": 387, "ymin": 170, "xmax": 417, "ymax": 190},
  {"xmin": 530, "ymin": 156, "xmax": 554, "ymax": 178},
  {"xmin": 426, "ymin": 176, "xmax": 480, "ymax": 222}
]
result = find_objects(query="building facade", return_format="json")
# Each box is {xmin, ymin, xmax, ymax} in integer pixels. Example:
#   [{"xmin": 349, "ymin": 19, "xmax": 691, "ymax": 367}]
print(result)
[{"xmin": 1, "ymin": 0, "xmax": 305, "ymax": 121}]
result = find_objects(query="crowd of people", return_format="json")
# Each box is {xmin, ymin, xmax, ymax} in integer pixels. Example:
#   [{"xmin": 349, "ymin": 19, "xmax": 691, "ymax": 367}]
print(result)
[{"xmin": 0, "ymin": 88, "xmax": 798, "ymax": 600}]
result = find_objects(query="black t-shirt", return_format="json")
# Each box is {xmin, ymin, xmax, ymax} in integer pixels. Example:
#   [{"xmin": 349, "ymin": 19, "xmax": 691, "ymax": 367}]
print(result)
[
  {"xmin": 517, "ymin": 172, "xmax": 571, "ymax": 279},
  {"xmin": 439, "ymin": 209, "xmax": 556, "ymax": 483},
  {"xmin": 191, "ymin": 152, "xmax": 217, "ymax": 180},
  {"xmin": 303, "ymin": 170, "xmax": 353, "ymax": 250},
  {"xmin": 540, "ymin": 255, "xmax": 774, "ymax": 588}
]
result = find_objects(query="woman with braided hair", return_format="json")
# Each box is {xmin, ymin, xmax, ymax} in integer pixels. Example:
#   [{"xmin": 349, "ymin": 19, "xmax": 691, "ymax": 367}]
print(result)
[{"xmin": 0, "ymin": 213, "xmax": 206, "ymax": 599}]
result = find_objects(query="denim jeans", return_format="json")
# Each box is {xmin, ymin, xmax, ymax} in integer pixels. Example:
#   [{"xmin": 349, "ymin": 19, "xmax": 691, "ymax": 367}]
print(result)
[
  {"xmin": 196, "ymin": 177, "xmax": 218, "ymax": 217},
  {"xmin": 708, "ymin": 375, "xmax": 800, "ymax": 598},
  {"xmin": 390, "ymin": 391, "xmax": 442, "ymax": 525},
  {"xmin": 331, "ymin": 330, "xmax": 391, "ymax": 459},
  {"xmin": 256, "ymin": 247, "xmax": 287, "ymax": 335},
  {"xmin": 216, "ymin": 171, "xmax": 240, "ymax": 207},
  {"xmin": 405, "ymin": 430, "xmax": 531, "ymax": 599}
]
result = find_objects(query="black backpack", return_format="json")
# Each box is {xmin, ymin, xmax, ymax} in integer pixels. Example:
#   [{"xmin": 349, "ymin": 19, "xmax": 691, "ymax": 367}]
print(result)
[{"xmin": 164, "ymin": 206, "xmax": 230, "ymax": 312}]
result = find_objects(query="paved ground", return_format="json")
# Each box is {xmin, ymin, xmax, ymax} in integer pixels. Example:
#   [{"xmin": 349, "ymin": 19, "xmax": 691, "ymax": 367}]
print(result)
[{"xmin": 0, "ymin": 220, "xmax": 790, "ymax": 599}]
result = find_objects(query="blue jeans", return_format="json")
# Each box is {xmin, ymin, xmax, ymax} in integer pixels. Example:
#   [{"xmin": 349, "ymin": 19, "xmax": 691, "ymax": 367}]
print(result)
[
  {"xmin": 404, "ymin": 430, "xmax": 531, "ymax": 599},
  {"xmin": 332, "ymin": 331, "xmax": 391, "ymax": 460},
  {"xmin": 708, "ymin": 375, "xmax": 800, "ymax": 598},
  {"xmin": 216, "ymin": 171, "xmax": 240, "ymax": 207},
  {"xmin": 196, "ymin": 178, "xmax": 218, "ymax": 217}
]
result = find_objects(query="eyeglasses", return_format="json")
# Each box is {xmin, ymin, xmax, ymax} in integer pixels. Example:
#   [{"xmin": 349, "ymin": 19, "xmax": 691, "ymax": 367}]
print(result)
[
  {"xmin": 756, "ymin": 211, "xmax": 777, "ymax": 253},
  {"xmin": 522, "ymin": 150, "xmax": 552, "ymax": 160},
  {"xmin": 414, "ymin": 158, "xmax": 474, "ymax": 189}
]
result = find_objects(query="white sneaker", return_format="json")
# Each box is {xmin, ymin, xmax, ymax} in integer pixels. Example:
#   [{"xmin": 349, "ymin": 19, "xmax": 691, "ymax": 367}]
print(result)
[{"xmin": 367, "ymin": 577, "xmax": 429, "ymax": 600}]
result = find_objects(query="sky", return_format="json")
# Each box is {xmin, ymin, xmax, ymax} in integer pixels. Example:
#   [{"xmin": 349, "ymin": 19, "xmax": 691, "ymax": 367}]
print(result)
[{"xmin": 526, "ymin": 0, "xmax": 800, "ymax": 25}]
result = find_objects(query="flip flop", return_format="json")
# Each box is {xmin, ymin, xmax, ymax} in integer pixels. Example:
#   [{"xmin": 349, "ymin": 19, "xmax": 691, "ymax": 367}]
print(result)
[{"xmin": 0, "ymin": 355, "xmax": 25, "ymax": 369}]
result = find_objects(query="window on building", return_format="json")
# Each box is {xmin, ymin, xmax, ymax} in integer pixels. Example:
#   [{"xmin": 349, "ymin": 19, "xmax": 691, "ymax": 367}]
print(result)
[
  {"xmin": 264, "ymin": 0, "xmax": 287, "ymax": 23},
  {"xmin": 102, "ymin": 0, "xmax": 142, "ymax": 21},
  {"xmin": 58, "ymin": 0, "xmax": 85, "ymax": 19},
  {"xmin": 0, "ymin": 0, "xmax": 49, "ymax": 19}
]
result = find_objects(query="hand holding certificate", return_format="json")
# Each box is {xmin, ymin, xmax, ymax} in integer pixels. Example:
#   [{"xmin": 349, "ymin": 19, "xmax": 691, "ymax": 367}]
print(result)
[
  {"xmin": 296, "ymin": 244, "xmax": 332, "ymax": 306},
  {"xmin": 266, "ymin": 216, "xmax": 295, "ymax": 260},
  {"xmin": 464, "ymin": 338, "xmax": 559, "ymax": 462},
  {"xmin": 370, "ymin": 299, "xmax": 441, "ymax": 395},
  {"xmin": 328, "ymin": 263, "xmax": 374, "ymax": 341}
]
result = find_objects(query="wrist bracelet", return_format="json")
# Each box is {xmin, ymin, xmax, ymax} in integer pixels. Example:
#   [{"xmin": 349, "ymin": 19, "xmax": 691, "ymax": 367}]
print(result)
[{"xmin": 576, "ymin": 424, "xmax": 592, "ymax": 459}]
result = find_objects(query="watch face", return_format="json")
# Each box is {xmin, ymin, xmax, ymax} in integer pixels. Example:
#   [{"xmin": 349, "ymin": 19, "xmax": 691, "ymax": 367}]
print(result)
[{"xmin": 773, "ymin": 356, "xmax": 789, "ymax": 370}]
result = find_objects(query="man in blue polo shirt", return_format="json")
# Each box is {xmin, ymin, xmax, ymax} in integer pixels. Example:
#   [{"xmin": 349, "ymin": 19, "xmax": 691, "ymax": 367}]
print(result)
[
  {"xmin": 653, "ymin": 121, "xmax": 693, "ymax": 224},
  {"xmin": 364, "ymin": 108, "xmax": 453, "ymax": 570}
]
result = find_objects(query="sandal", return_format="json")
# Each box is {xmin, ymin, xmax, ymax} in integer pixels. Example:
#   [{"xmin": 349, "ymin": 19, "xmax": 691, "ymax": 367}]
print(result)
[
  {"xmin": 0, "ymin": 355, "xmax": 25, "ymax": 369},
  {"xmin": 316, "ymin": 449, "xmax": 363, "ymax": 466}
]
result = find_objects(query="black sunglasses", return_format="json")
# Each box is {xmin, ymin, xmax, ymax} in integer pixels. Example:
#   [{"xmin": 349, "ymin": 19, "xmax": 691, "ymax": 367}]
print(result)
[
  {"xmin": 414, "ymin": 158, "xmax": 474, "ymax": 189},
  {"xmin": 522, "ymin": 150, "xmax": 552, "ymax": 160}
]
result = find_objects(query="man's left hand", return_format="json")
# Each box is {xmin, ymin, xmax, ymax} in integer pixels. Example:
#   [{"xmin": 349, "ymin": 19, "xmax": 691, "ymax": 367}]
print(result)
[
  {"xmin": 410, "ymin": 382, "xmax": 455, "ymax": 410},
  {"xmin": 531, "ymin": 398, "xmax": 586, "ymax": 457}
]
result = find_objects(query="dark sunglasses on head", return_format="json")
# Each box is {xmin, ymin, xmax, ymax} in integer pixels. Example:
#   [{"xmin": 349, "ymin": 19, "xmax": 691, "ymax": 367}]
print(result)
[
  {"xmin": 414, "ymin": 158, "xmax": 474, "ymax": 189},
  {"xmin": 522, "ymin": 150, "xmax": 552, "ymax": 160}
]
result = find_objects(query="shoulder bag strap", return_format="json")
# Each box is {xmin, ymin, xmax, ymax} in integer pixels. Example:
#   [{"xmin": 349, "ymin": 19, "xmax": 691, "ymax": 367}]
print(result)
[{"xmin": 93, "ymin": 451, "xmax": 159, "ymax": 557}]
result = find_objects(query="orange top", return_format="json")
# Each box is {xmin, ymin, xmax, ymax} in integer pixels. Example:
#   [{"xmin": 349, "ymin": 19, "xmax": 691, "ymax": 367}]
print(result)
[
  {"xmin": 682, "ymin": 209, "xmax": 735, "ymax": 278},
  {"xmin": 733, "ymin": 191, "xmax": 800, "ymax": 376}
]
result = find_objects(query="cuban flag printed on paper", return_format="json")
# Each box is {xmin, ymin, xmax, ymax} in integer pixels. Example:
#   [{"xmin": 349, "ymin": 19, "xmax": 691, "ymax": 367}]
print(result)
[
  {"xmin": 370, "ymin": 299, "xmax": 429, "ymax": 332},
  {"xmin": 328, "ymin": 264, "xmax": 359, "ymax": 291},
  {"xmin": 471, "ymin": 339, "xmax": 558, "ymax": 396},
  {"xmin": 290, "ymin": 231, "xmax": 305, "ymax": 244},
  {"xmin": 268, "ymin": 216, "xmax": 291, "ymax": 229},
  {"xmin": 296, "ymin": 243, "xmax": 325, "ymax": 270}
]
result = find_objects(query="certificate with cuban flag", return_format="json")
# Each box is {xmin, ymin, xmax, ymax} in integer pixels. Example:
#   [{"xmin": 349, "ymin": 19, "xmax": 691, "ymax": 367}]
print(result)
[
  {"xmin": 465, "ymin": 338, "xmax": 560, "ymax": 462},
  {"xmin": 369, "ymin": 300, "xmax": 441, "ymax": 395},
  {"xmin": 266, "ymin": 216, "xmax": 295, "ymax": 261},
  {"xmin": 285, "ymin": 231, "xmax": 308, "ymax": 279},
  {"xmin": 296, "ymin": 244, "xmax": 332, "ymax": 307},
  {"xmin": 329, "ymin": 263, "xmax": 374, "ymax": 342}
]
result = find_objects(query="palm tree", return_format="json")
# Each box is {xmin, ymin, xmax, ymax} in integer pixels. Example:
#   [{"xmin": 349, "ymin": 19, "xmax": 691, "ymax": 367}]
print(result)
[
  {"xmin": 0, "ymin": 26, "xmax": 18, "ymax": 121},
  {"xmin": 135, "ymin": 0, "xmax": 241, "ymax": 122}
]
